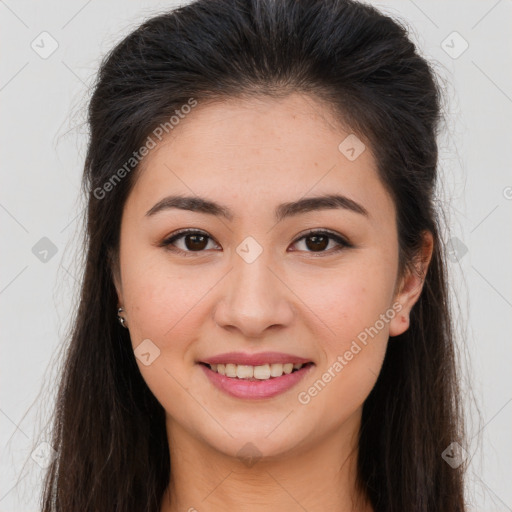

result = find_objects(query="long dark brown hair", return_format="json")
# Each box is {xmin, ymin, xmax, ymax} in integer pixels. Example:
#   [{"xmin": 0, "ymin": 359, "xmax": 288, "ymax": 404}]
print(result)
[{"xmin": 38, "ymin": 0, "xmax": 467, "ymax": 510}]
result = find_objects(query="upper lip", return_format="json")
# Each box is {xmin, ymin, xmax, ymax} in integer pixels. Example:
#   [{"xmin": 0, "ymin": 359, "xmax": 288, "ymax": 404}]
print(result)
[{"xmin": 200, "ymin": 352, "xmax": 313, "ymax": 366}]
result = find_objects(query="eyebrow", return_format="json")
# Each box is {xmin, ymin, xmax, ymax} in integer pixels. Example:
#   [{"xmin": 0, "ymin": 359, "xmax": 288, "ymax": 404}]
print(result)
[{"xmin": 145, "ymin": 193, "xmax": 369, "ymax": 221}]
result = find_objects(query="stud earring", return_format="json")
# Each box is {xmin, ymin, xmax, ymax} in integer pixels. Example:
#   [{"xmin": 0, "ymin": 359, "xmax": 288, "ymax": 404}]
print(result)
[{"xmin": 117, "ymin": 307, "xmax": 128, "ymax": 328}]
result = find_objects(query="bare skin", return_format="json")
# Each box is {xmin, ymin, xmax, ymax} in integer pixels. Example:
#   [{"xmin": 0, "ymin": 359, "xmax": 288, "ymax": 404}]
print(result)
[{"xmin": 112, "ymin": 93, "xmax": 433, "ymax": 512}]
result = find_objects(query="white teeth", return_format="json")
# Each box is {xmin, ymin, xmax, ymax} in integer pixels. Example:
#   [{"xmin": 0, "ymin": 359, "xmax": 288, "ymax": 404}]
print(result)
[
  {"xmin": 253, "ymin": 364, "xmax": 271, "ymax": 380},
  {"xmin": 283, "ymin": 363, "xmax": 293, "ymax": 374},
  {"xmin": 225, "ymin": 363, "xmax": 237, "ymax": 378},
  {"xmin": 207, "ymin": 362, "xmax": 306, "ymax": 380},
  {"xmin": 236, "ymin": 365, "xmax": 254, "ymax": 379},
  {"xmin": 270, "ymin": 363, "xmax": 284, "ymax": 377}
]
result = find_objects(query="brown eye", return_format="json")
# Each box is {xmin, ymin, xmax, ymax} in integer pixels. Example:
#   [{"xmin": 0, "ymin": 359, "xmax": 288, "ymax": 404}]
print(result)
[
  {"xmin": 161, "ymin": 229, "xmax": 219, "ymax": 255},
  {"xmin": 304, "ymin": 234, "xmax": 329, "ymax": 252},
  {"xmin": 182, "ymin": 233, "xmax": 208, "ymax": 251},
  {"xmin": 291, "ymin": 230, "xmax": 351, "ymax": 255}
]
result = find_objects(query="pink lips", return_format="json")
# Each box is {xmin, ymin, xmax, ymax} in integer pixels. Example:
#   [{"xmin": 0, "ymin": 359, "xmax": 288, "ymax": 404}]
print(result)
[{"xmin": 199, "ymin": 360, "xmax": 315, "ymax": 400}]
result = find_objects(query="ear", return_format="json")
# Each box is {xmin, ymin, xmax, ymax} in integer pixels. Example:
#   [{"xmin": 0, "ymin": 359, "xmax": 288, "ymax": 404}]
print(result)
[
  {"xmin": 389, "ymin": 230, "xmax": 434, "ymax": 337},
  {"xmin": 108, "ymin": 248, "xmax": 124, "ymax": 306}
]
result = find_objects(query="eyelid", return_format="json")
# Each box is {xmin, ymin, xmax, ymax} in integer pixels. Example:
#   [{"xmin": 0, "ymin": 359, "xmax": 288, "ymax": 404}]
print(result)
[
  {"xmin": 162, "ymin": 227, "xmax": 211, "ymax": 241},
  {"xmin": 160, "ymin": 228, "xmax": 220, "ymax": 257},
  {"xmin": 292, "ymin": 228, "xmax": 352, "ymax": 248}
]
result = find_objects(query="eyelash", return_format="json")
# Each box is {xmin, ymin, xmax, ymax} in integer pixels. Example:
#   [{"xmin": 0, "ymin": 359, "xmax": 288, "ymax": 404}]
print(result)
[{"xmin": 160, "ymin": 228, "xmax": 352, "ymax": 257}]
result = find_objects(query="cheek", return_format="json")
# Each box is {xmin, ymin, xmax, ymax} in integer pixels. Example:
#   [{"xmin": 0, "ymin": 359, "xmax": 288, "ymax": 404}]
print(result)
[
  {"xmin": 292, "ymin": 257, "xmax": 396, "ymax": 410},
  {"xmin": 123, "ymin": 265, "xmax": 203, "ymax": 344},
  {"xmin": 120, "ymin": 236, "xmax": 186, "ymax": 318},
  {"xmin": 299, "ymin": 255, "xmax": 396, "ymax": 345},
  {"xmin": 120, "ymin": 263, "xmax": 212, "ymax": 416}
]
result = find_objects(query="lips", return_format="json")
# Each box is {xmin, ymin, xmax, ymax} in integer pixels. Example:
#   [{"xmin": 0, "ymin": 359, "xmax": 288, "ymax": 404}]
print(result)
[{"xmin": 199, "ymin": 360, "xmax": 315, "ymax": 399}]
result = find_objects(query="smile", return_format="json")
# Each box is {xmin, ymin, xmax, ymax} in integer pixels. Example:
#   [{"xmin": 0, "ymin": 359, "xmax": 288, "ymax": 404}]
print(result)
[
  {"xmin": 205, "ymin": 362, "xmax": 308, "ymax": 380},
  {"xmin": 198, "ymin": 361, "xmax": 315, "ymax": 399}
]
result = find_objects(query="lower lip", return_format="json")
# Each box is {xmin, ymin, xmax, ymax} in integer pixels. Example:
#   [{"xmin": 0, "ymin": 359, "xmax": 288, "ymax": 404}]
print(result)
[{"xmin": 199, "ymin": 363, "xmax": 314, "ymax": 399}]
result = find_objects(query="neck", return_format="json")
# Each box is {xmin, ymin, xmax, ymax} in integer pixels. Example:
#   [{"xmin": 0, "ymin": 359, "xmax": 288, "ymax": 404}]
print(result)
[{"xmin": 160, "ymin": 409, "xmax": 373, "ymax": 512}]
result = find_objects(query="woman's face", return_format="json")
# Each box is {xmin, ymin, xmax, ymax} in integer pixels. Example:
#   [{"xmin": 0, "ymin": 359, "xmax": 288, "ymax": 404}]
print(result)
[{"xmin": 114, "ymin": 93, "xmax": 428, "ymax": 460}]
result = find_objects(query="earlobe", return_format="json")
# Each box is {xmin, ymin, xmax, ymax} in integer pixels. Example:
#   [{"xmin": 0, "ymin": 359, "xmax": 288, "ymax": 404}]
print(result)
[
  {"xmin": 389, "ymin": 311, "xmax": 410, "ymax": 337},
  {"xmin": 389, "ymin": 230, "xmax": 434, "ymax": 337}
]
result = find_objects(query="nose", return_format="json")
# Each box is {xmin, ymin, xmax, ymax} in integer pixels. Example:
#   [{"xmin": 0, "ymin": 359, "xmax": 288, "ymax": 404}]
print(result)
[{"xmin": 213, "ymin": 249, "xmax": 294, "ymax": 338}]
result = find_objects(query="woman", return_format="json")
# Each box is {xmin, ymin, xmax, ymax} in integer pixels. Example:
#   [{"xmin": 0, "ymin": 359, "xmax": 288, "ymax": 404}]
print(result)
[{"xmin": 41, "ymin": 0, "xmax": 467, "ymax": 510}]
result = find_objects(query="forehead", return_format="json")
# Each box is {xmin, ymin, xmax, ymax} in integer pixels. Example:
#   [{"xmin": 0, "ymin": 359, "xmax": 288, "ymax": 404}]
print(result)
[{"xmin": 126, "ymin": 93, "xmax": 395, "ymax": 226}]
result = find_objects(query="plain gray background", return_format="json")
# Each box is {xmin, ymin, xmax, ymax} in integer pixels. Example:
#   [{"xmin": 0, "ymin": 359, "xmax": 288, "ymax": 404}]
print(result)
[{"xmin": 1, "ymin": 1, "xmax": 511, "ymax": 510}]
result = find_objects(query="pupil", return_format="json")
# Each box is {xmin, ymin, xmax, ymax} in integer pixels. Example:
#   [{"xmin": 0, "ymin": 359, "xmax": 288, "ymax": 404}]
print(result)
[
  {"xmin": 186, "ymin": 234, "xmax": 207, "ymax": 251},
  {"xmin": 306, "ymin": 235, "xmax": 328, "ymax": 252}
]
